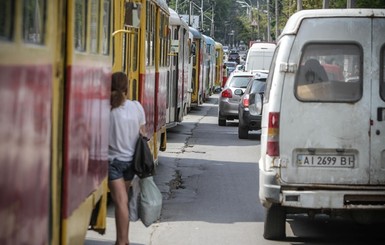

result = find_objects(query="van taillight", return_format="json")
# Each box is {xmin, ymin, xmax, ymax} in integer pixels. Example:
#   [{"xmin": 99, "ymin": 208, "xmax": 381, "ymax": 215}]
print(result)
[
  {"xmin": 242, "ymin": 95, "xmax": 250, "ymax": 107},
  {"xmin": 221, "ymin": 88, "xmax": 232, "ymax": 98},
  {"xmin": 267, "ymin": 112, "xmax": 279, "ymax": 156}
]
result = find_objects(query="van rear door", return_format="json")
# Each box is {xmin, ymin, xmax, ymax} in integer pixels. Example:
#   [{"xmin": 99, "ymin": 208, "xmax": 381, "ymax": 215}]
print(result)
[
  {"xmin": 370, "ymin": 19, "xmax": 385, "ymax": 184},
  {"xmin": 279, "ymin": 17, "xmax": 373, "ymax": 185}
]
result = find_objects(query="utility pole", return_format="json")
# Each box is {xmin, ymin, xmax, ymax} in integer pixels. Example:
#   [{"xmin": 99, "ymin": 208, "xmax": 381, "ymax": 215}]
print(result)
[
  {"xmin": 347, "ymin": 0, "xmax": 356, "ymax": 8},
  {"xmin": 275, "ymin": 0, "xmax": 278, "ymax": 40},
  {"xmin": 323, "ymin": 0, "xmax": 330, "ymax": 8},
  {"xmin": 267, "ymin": 0, "xmax": 271, "ymax": 42},
  {"xmin": 210, "ymin": 3, "xmax": 215, "ymax": 37},
  {"xmin": 189, "ymin": 0, "xmax": 192, "ymax": 26},
  {"xmin": 257, "ymin": 0, "xmax": 260, "ymax": 40},
  {"xmin": 201, "ymin": 0, "xmax": 204, "ymax": 31},
  {"xmin": 297, "ymin": 0, "xmax": 302, "ymax": 11}
]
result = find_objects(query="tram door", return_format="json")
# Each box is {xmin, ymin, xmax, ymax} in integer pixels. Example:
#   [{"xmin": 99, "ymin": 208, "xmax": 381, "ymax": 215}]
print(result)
[{"xmin": 123, "ymin": 2, "xmax": 141, "ymax": 100}]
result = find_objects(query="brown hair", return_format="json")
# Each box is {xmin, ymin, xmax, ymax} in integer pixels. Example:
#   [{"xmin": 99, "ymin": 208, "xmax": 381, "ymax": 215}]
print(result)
[{"xmin": 111, "ymin": 72, "xmax": 128, "ymax": 110}]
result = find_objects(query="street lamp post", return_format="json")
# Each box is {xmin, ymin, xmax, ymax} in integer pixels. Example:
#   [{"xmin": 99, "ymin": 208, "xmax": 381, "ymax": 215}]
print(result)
[
  {"xmin": 228, "ymin": 30, "xmax": 235, "ymax": 48},
  {"xmin": 236, "ymin": 0, "xmax": 252, "ymax": 20}
]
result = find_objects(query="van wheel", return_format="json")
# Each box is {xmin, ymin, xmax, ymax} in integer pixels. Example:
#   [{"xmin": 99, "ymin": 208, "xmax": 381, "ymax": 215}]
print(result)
[
  {"xmin": 218, "ymin": 118, "xmax": 226, "ymax": 126},
  {"xmin": 238, "ymin": 126, "xmax": 248, "ymax": 139},
  {"xmin": 263, "ymin": 204, "xmax": 286, "ymax": 240}
]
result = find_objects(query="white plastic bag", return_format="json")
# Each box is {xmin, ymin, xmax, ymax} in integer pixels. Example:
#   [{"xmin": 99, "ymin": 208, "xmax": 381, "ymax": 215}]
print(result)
[
  {"xmin": 128, "ymin": 175, "xmax": 141, "ymax": 221},
  {"xmin": 139, "ymin": 176, "xmax": 162, "ymax": 227}
]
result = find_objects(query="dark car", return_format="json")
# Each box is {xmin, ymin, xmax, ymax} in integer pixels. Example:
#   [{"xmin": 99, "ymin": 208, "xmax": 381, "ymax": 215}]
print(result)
[
  {"xmin": 237, "ymin": 72, "xmax": 268, "ymax": 139},
  {"xmin": 228, "ymin": 51, "xmax": 240, "ymax": 64}
]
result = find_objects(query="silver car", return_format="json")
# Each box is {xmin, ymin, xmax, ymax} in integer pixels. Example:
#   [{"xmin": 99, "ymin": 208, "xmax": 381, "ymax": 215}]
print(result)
[{"xmin": 218, "ymin": 71, "xmax": 254, "ymax": 126}]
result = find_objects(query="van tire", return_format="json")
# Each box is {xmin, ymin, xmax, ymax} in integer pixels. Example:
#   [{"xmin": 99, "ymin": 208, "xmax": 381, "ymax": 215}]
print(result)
[
  {"xmin": 218, "ymin": 118, "xmax": 226, "ymax": 126},
  {"xmin": 238, "ymin": 126, "xmax": 248, "ymax": 139},
  {"xmin": 263, "ymin": 204, "xmax": 286, "ymax": 240}
]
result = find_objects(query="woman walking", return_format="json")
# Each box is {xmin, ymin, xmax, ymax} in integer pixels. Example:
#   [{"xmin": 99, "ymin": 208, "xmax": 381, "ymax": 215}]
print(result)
[{"xmin": 108, "ymin": 72, "xmax": 146, "ymax": 245}]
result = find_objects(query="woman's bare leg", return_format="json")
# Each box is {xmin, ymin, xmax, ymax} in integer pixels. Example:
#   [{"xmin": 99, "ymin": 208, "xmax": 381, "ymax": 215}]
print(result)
[{"xmin": 109, "ymin": 178, "xmax": 131, "ymax": 245}]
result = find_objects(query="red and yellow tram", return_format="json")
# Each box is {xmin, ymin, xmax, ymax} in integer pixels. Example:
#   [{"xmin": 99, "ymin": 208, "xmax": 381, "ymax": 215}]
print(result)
[
  {"xmin": 0, "ymin": 0, "xmax": 169, "ymax": 244},
  {"xmin": 112, "ymin": 0, "xmax": 169, "ymax": 160},
  {"xmin": 215, "ymin": 42, "xmax": 224, "ymax": 89},
  {"xmin": 189, "ymin": 26, "xmax": 203, "ymax": 107},
  {"xmin": 0, "ymin": 0, "xmax": 111, "ymax": 244}
]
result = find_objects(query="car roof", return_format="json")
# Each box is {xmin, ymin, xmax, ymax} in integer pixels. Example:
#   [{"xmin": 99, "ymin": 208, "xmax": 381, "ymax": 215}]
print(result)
[
  {"xmin": 228, "ymin": 71, "xmax": 254, "ymax": 78},
  {"xmin": 253, "ymin": 72, "xmax": 268, "ymax": 79}
]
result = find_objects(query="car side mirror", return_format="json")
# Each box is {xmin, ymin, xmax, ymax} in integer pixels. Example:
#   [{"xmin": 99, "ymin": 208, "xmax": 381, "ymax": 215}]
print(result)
[
  {"xmin": 255, "ymin": 93, "xmax": 264, "ymax": 115},
  {"xmin": 234, "ymin": 89, "xmax": 244, "ymax": 96}
]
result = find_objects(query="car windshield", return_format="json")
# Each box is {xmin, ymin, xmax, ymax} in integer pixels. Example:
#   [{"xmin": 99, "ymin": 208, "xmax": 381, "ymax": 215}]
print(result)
[
  {"xmin": 225, "ymin": 62, "xmax": 236, "ymax": 67},
  {"xmin": 229, "ymin": 76, "xmax": 252, "ymax": 88}
]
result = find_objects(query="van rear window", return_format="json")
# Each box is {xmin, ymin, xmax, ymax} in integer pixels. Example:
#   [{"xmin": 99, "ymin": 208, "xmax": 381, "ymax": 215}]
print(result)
[{"xmin": 295, "ymin": 43, "xmax": 362, "ymax": 102}]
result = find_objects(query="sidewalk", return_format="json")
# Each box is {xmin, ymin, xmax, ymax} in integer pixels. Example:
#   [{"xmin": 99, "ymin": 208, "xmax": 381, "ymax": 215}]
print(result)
[{"xmin": 85, "ymin": 100, "xmax": 212, "ymax": 245}]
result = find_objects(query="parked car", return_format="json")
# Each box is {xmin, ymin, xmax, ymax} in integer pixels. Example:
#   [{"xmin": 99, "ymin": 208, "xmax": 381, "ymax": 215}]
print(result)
[
  {"xmin": 245, "ymin": 42, "xmax": 276, "ymax": 72},
  {"xmin": 236, "ymin": 72, "xmax": 268, "ymax": 139},
  {"xmin": 224, "ymin": 61, "xmax": 237, "ymax": 76},
  {"xmin": 234, "ymin": 64, "xmax": 245, "ymax": 73},
  {"xmin": 223, "ymin": 45, "xmax": 229, "ymax": 54},
  {"xmin": 218, "ymin": 71, "xmax": 254, "ymax": 126},
  {"xmin": 228, "ymin": 51, "xmax": 240, "ymax": 64}
]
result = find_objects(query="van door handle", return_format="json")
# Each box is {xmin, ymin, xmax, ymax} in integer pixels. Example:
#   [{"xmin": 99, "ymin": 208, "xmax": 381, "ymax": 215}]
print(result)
[{"xmin": 378, "ymin": 107, "xmax": 385, "ymax": 121}]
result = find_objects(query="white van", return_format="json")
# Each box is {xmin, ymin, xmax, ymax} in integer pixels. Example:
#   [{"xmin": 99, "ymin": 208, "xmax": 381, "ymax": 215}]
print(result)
[
  {"xmin": 258, "ymin": 9, "xmax": 385, "ymax": 240},
  {"xmin": 244, "ymin": 42, "xmax": 276, "ymax": 72}
]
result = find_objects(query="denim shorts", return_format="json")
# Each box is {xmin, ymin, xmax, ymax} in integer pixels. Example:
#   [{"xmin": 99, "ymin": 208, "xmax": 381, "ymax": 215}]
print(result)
[{"xmin": 108, "ymin": 159, "xmax": 135, "ymax": 181}]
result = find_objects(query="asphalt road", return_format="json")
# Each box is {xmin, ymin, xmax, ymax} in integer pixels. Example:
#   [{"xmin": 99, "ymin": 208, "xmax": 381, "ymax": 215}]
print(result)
[{"xmin": 86, "ymin": 94, "xmax": 385, "ymax": 245}]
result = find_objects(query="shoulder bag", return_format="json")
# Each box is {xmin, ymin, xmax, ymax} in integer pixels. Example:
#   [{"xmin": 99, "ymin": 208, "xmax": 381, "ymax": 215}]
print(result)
[{"xmin": 133, "ymin": 135, "xmax": 155, "ymax": 179}]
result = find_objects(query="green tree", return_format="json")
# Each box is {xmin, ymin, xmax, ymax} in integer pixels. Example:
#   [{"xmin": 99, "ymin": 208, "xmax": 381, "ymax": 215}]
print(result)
[{"xmin": 168, "ymin": 0, "xmax": 385, "ymax": 45}]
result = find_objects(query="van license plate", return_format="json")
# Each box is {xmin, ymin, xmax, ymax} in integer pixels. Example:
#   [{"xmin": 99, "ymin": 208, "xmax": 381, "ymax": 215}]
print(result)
[{"xmin": 297, "ymin": 155, "xmax": 355, "ymax": 168}]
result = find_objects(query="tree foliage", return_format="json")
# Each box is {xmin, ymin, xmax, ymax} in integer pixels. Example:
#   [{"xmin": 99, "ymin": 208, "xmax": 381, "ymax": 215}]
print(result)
[{"xmin": 168, "ymin": 0, "xmax": 385, "ymax": 46}]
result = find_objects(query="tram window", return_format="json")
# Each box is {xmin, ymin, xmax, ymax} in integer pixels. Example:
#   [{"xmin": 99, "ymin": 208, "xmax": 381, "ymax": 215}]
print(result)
[
  {"xmin": 0, "ymin": 0, "xmax": 13, "ymax": 40},
  {"xmin": 102, "ymin": 0, "xmax": 110, "ymax": 55},
  {"xmin": 125, "ymin": 2, "xmax": 141, "ymax": 28},
  {"xmin": 132, "ymin": 79, "xmax": 138, "ymax": 100},
  {"xmin": 23, "ymin": 0, "xmax": 46, "ymax": 44},
  {"xmin": 90, "ymin": 0, "xmax": 99, "ymax": 53},
  {"xmin": 191, "ymin": 43, "xmax": 196, "ymax": 56},
  {"xmin": 146, "ymin": 2, "xmax": 154, "ymax": 66},
  {"xmin": 151, "ymin": 4, "xmax": 155, "ymax": 66},
  {"xmin": 74, "ymin": 0, "xmax": 87, "ymax": 51},
  {"xmin": 122, "ymin": 33, "xmax": 127, "ymax": 71},
  {"xmin": 146, "ymin": 2, "xmax": 150, "ymax": 66},
  {"xmin": 133, "ymin": 34, "xmax": 138, "ymax": 71},
  {"xmin": 160, "ymin": 14, "xmax": 166, "ymax": 67}
]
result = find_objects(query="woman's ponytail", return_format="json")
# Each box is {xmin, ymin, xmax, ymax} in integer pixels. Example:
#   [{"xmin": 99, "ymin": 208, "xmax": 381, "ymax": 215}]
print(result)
[{"xmin": 111, "ymin": 72, "xmax": 128, "ymax": 109}]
